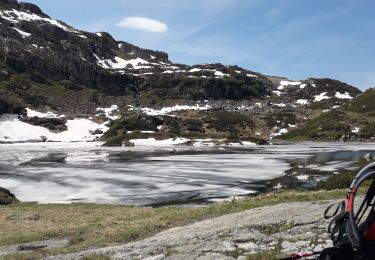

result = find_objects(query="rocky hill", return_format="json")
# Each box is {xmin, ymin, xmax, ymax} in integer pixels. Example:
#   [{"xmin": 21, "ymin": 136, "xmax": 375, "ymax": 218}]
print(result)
[
  {"xmin": 0, "ymin": 0, "xmax": 369, "ymax": 144},
  {"xmin": 281, "ymin": 88, "xmax": 375, "ymax": 142}
]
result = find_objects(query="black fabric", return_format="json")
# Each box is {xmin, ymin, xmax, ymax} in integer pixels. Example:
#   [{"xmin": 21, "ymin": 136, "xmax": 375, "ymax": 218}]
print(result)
[{"xmin": 319, "ymin": 246, "xmax": 357, "ymax": 260}]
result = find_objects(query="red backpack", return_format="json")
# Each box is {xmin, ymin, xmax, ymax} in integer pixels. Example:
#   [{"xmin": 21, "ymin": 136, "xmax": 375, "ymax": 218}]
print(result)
[
  {"xmin": 281, "ymin": 163, "xmax": 375, "ymax": 260},
  {"xmin": 320, "ymin": 162, "xmax": 375, "ymax": 260}
]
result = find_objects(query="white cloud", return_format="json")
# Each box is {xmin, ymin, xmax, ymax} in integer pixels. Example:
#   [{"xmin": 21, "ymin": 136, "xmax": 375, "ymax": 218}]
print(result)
[{"xmin": 117, "ymin": 17, "xmax": 168, "ymax": 33}]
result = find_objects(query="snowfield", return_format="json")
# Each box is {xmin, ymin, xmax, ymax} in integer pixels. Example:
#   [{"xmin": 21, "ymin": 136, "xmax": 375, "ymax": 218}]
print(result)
[
  {"xmin": 0, "ymin": 114, "xmax": 108, "ymax": 143},
  {"xmin": 26, "ymin": 108, "xmax": 64, "ymax": 118},
  {"xmin": 94, "ymin": 55, "xmax": 150, "ymax": 70},
  {"xmin": 0, "ymin": 8, "xmax": 80, "ymax": 34},
  {"xmin": 335, "ymin": 92, "xmax": 353, "ymax": 99},
  {"xmin": 128, "ymin": 104, "xmax": 211, "ymax": 116},
  {"xmin": 314, "ymin": 92, "xmax": 330, "ymax": 102}
]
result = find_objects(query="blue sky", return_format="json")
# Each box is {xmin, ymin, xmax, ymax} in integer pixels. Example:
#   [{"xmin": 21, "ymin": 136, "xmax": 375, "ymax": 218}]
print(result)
[{"xmin": 27, "ymin": 0, "xmax": 374, "ymax": 90}]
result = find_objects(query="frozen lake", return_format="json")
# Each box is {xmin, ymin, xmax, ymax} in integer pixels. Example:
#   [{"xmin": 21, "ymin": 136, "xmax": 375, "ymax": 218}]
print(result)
[{"xmin": 0, "ymin": 142, "xmax": 374, "ymax": 206}]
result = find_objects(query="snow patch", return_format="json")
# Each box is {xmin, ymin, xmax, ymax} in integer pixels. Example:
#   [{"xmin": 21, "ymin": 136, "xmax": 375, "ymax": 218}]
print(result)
[
  {"xmin": 335, "ymin": 92, "xmax": 353, "ymax": 99},
  {"xmin": 280, "ymin": 80, "xmax": 302, "ymax": 86},
  {"xmin": 189, "ymin": 68, "xmax": 202, "ymax": 73},
  {"xmin": 297, "ymin": 175, "xmax": 309, "ymax": 180},
  {"xmin": 129, "ymin": 138, "xmax": 190, "ymax": 146},
  {"xmin": 214, "ymin": 71, "xmax": 230, "ymax": 77},
  {"xmin": 0, "ymin": 9, "xmax": 79, "ymax": 33},
  {"xmin": 96, "ymin": 105, "xmax": 120, "ymax": 120},
  {"xmin": 26, "ymin": 108, "xmax": 64, "ymax": 118},
  {"xmin": 296, "ymin": 99, "xmax": 309, "ymax": 105},
  {"xmin": 13, "ymin": 27, "xmax": 31, "ymax": 37},
  {"xmin": 94, "ymin": 55, "xmax": 149, "ymax": 70},
  {"xmin": 314, "ymin": 92, "xmax": 330, "ymax": 102},
  {"xmin": 0, "ymin": 114, "xmax": 108, "ymax": 143},
  {"xmin": 352, "ymin": 127, "xmax": 360, "ymax": 133},
  {"xmin": 129, "ymin": 104, "xmax": 211, "ymax": 116}
]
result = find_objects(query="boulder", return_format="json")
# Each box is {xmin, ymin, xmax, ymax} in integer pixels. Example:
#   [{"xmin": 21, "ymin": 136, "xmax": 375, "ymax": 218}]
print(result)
[{"xmin": 0, "ymin": 187, "xmax": 19, "ymax": 205}]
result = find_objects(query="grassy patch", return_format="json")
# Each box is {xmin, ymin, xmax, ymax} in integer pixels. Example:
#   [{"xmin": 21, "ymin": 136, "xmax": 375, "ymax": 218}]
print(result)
[
  {"xmin": 257, "ymin": 221, "xmax": 295, "ymax": 235},
  {"xmin": 0, "ymin": 189, "xmax": 346, "ymax": 259},
  {"xmin": 281, "ymin": 110, "xmax": 352, "ymax": 141},
  {"xmin": 316, "ymin": 171, "xmax": 355, "ymax": 190}
]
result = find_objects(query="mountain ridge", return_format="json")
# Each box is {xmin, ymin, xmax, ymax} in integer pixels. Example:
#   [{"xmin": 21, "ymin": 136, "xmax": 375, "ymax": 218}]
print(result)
[{"xmin": 0, "ymin": 0, "xmax": 371, "ymax": 144}]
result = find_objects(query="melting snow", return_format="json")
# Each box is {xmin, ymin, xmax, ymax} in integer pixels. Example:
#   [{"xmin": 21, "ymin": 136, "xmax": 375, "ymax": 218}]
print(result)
[
  {"xmin": 352, "ymin": 127, "xmax": 360, "ymax": 133},
  {"xmin": 297, "ymin": 175, "xmax": 309, "ymax": 180},
  {"xmin": 271, "ymin": 128, "xmax": 288, "ymax": 138},
  {"xmin": 0, "ymin": 114, "xmax": 108, "ymax": 143},
  {"xmin": 300, "ymin": 84, "xmax": 307, "ymax": 89},
  {"xmin": 214, "ymin": 71, "xmax": 230, "ymax": 77},
  {"xmin": 296, "ymin": 99, "xmax": 309, "ymax": 105},
  {"xmin": 247, "ymin": 73, "xmax": 258, "ymax": 78},
  {"xmin": 129, "ymin": 104, "xmax": 211, "ymax": 116},
  {"xmin": 273, "ymin": 90, "xmax": 282, "ymax": 96},
  {"xmin": 96, "ymin": 105, "xmax": 120, "ymax": 120},
  {"xmin": 129, "ymin": 138, "xmax": 190, "ymax": 146},
  {"xmin": 0, "ymin": 9, "xmax": 79, "ymax": 33},
  {"xmin": 26, "ymin": 108, "xmax": 64, "ymax": 118},
  {"xmin": 314, "ymin": 92, "xmax": 330, "ymax": 102},
  {"xmin": 94, "ymin": 55, "xmax": 149, "ymax": 70},
  {"xmin": 280, "ymin": 80, "xmax": 302, "ymax": 86},
  {"xmin": 335, "ymin": 92, "xmax": 353, "ymax": 99},
  {"xmin": 13, "ymin": 27, "xmax": 31, "ymax": 37}
]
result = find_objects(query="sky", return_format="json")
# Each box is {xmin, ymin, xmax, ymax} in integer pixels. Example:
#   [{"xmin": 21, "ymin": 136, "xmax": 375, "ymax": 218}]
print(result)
[{"xmin": 26, "ymin": 0, "xmax": 374, "ymax": 90}]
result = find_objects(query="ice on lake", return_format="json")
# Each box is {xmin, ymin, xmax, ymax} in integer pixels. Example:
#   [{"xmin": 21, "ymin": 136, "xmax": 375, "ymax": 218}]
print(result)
[{"xmin": 0, "ymin": 142, "xmax": 374, "ymax": 206}]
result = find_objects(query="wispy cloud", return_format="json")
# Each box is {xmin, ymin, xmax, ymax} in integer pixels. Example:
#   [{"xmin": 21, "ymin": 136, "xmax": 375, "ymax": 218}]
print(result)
[{"xmin": 117, "ymin": 17, "xmax": 168, "ymax": 33}]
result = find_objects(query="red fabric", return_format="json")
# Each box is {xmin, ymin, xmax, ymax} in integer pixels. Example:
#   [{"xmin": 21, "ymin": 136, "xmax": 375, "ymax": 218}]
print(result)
[
  {"xmin": 365, "ymin": 221, "xmax": 375, "ymax": 241},
  {"xmin": 347, "ymin": 189, "xmax": 356, "ymax": 212}
]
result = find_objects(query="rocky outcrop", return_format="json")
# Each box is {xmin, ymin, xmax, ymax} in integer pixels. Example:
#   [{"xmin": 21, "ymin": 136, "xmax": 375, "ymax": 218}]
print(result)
[
  {"xmin": 0, "ymin": 187, "xmax": 18, "ymax": 205},
  {"xmin": 46, "ymin": 200, "xmax": 336, "ymax": 260},
  {"xmin": 21, "ymin": 116, "xmax": 67, "ymax": 132}
]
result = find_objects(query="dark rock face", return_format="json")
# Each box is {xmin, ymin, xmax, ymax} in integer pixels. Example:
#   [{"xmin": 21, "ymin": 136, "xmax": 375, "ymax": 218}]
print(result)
[
  {"xmin": 0, "ymin": 0, "xmax": 19, "ymax": 7},
  {"xmin": 19, "ymin": 2, "xmax": 48, "ymax": 17},
  {"xmin": 0, "ymin": 97, "xmax": 26, "ymax": 115},
  {"xmin": 0, "ymin": 187, "xmax": 18, "ymax": 205},
  {"xmin": 0, "ymin": 0, "xmax": 281, "ymax": 109},
  {"xmin": 21, "ymin": 116, "xmax": 68, "ymax": 132}
]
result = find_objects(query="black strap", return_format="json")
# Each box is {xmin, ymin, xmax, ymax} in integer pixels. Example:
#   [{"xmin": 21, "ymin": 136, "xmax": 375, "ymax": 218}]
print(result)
[{"xmin": 325, "ymin": 202, "xmax": 343, "ymax": 219}]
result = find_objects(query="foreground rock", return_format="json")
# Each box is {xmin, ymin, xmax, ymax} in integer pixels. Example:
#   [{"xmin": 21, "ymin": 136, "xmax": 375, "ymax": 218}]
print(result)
[
  {"xmin": 0, "ymin": 239, "xmax": 69, "ymax": 256},
  {"xmin": 46, "ymin": 200, "xmax": 336, "ymax": 260},
  {"xmin": 0, "ymin": 187, "xmax": 18, "ymax": 205}
]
